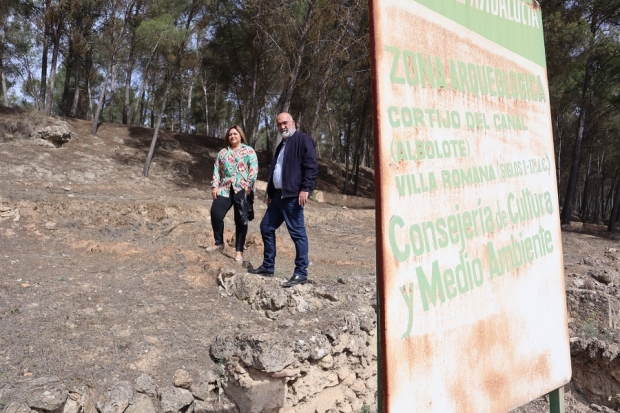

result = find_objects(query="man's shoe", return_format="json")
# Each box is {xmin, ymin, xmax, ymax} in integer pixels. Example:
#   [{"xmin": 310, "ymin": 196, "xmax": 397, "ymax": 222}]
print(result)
[
  {"xmin": 282, "ymin": 273, "xmax": 308, "ymax": 287},
  {"xmin": 248, "ymin": 266, "xmax": 274, "ymax": 276}
]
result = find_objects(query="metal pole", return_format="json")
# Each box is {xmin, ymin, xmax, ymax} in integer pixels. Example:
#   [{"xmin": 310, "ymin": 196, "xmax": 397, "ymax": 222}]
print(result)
[{"xmin": 549, "ymin": 387, "xmax": 565, "ymax": 413}]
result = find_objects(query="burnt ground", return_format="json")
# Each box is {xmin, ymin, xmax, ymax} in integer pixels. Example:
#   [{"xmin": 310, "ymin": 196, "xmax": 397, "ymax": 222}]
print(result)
[{"xmin": 1, "ymin": 110, "xmax": 620, "ymax": 412}]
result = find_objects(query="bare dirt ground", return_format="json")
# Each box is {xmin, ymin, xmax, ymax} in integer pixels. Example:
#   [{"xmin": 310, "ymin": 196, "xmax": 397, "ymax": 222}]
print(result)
[
  {"xmin": 0, "ymin": 110, "xmax": 376, "ymax": 401},
  {"xmin": 1, "ymin": 109, "xmax": 620, "ymax": 412}
]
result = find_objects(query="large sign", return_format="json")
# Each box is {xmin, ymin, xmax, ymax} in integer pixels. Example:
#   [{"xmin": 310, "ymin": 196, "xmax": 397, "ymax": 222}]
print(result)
[{"xmin": 369, "ymin": 0, "xmax": 571, "ymax": 411}]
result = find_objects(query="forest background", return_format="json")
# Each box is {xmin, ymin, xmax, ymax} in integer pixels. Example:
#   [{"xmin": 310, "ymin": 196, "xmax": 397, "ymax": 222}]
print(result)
[{"xmin": 1, "ymin": 0, "xmax": 620, "ymax": 229}]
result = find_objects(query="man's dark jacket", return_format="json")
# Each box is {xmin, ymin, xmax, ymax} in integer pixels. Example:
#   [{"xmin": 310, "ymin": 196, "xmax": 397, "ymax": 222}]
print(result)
[{"xmin": 267, "ymin": 130, "xmax": 318, "ymax": 199}]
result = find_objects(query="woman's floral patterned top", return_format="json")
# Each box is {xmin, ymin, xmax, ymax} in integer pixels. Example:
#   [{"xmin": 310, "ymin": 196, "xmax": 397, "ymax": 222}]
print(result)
[{"xmin": 211, "ymin": 143, "xmax": 258, "ymax": 198}]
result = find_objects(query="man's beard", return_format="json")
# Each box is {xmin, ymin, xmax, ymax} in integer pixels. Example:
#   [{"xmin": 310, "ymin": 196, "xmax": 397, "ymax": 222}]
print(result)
[{"xmin": 280, "ymin": 128, "xmax": 295, "ymax": 139}]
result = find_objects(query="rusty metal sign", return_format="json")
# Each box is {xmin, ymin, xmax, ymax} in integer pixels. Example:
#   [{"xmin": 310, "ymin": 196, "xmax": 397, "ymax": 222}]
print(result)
[{"xmin": 369, "ymin": 0, "xmax": 571, "ymax": 411}]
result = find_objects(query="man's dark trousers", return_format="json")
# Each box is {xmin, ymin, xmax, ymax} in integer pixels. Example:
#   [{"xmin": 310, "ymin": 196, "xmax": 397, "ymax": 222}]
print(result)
[{"xmin": 259, "ymin": 190, "xmax": 308, "ymax": 277}]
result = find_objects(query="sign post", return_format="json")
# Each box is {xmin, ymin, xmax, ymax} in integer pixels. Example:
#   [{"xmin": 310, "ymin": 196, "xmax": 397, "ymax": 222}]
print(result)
[{"xmin": 369, "ymin": 0, "xmax": 572, "ymax": 412}]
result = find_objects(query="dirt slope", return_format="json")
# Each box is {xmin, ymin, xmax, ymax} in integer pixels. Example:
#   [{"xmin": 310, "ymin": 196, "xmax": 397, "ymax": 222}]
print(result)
[{"xmin": 1, "ymin": 111, "xmax": 620, "ymax": 412}]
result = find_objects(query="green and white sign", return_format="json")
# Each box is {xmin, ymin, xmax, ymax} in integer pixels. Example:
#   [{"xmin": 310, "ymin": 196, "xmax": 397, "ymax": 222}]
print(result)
[{"xmin": 369, "ymin": 0, "xmax": 571, "ymax": 411}]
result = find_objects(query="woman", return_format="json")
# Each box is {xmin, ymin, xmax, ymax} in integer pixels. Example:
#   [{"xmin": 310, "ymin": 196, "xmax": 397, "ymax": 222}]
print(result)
[{"xmin": 207, "ymin": 125, "xmax": 258, "ymax": 262}]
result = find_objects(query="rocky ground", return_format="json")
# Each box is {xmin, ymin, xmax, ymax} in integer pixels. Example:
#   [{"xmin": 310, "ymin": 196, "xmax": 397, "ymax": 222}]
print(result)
[{"xmin": 1, "ymin": 109, "xmax": 620, "ymax": 413}]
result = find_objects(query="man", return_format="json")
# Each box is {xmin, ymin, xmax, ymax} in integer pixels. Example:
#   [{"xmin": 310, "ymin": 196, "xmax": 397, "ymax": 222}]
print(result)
[{"xmin": 248, "ymin": 112, "xmax": 319, "ymax": 287}]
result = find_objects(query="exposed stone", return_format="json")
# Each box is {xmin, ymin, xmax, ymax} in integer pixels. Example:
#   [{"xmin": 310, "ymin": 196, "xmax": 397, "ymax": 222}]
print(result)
[
  {"xmin": 15, "ymin": 377, "xmax": 68, "ymax": 411},
  {"xmin": 211, "ymin": 333, "xmax": 296, "ymax": 373},
  {"xmin": 224, "ymin": 368, "xmax": 285, "ymax": 413},
  {"xmin": 0, "ymin": 402, "xmax": 32, "ymax": 413},
  {"xmin": 319, "ymin": 354, "xmax": 334, "ymax": 369},
  {"xmin": 312, "ymin": 287, "xmax": 340, "ymax": 302},
  {"xmin": 307, "ymin": 335, "xmax": 332, "ymax": 361},
  {"xmin": 314, "ymin": 386, "xmax": 346, "ymax": 413},
  {"xmin": 134, "ymin": 374, "xmax": 157, "ymax": 397},
  {"xmin": 190, "ymin": 370, "xmax": 218, "ymax": 401},
  {"xmin": 193, "ymin": 399, "xmax": 239, "ymax": 413},
  {"xmin": 173, "ymin": 369, "xmax": 193, "ymax": 389},
  {"xmin": 98, "ymin": 381, "xmax": 133, "ymax": 413},
  {"xmin": 61, "ymin": 398, "xmax": 80, "ymax": 413},
  {"xmin": 589, "ymin": 269, "xmax": 615, "ymax": 285},
  {"xmin": 125, "ymin": 393, "xmax": 156, "ymax": 413},
  {"xmin": 271, "ymin": 368, "xmax": 301, "ymax": 379},
  {"xmin": 29, "ymin": 121, "xmax": 75, "ymax": 147},
  {"xmin": 159, "ymin": 386, "xmax": 193, "ymax": 413}
]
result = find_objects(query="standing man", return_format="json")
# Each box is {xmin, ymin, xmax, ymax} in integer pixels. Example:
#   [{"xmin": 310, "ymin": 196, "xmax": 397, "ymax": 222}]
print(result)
[{"xmin": 248, "ymin": 112, "xmax": 319, "ymax": 287}]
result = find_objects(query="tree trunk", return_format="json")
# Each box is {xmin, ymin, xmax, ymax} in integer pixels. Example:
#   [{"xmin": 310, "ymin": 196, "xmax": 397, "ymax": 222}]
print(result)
[
  {"xmin": 580, "ymin": 152, "xmax": 592, "ymax": 221},
  {"xmin": 91, "ymin": 61, "xmax": 113, "ymax": 135},
  {"xmin": 280, "ymin": 0, "xmax": 315, "ymax": 113},
  {"xmin": 108, "ymin": 64, "xmax": 117, "ymax": 123},
  {"xmin": 45, "ymin": 25, "xmax": 61, "ymax": 116},
  {"xmin": 184, "ymin": 69, "xmax": 196, "ymax": 133},
  {"xmin": 143, "ymin": 75, "xmax": 173, "ymax": 177},
  {"xmin": 69, "ymin": 59, "xmax": 81, "ymax": 118},
  {"xmin": 0, "ymin": 58, "xmax": 8, "ymax": 106},
  {"xmin": 343, "ymin": 119, "xmax": 353, "ymax": 195},
  {"xmin": 560, "ymin": 58, "xmax": 593, "ymax": 225},
  {"xmin": 123, "ymin": 60, "xmax": 135, "ymax": 124},
  {"xmin": 352, "ymin": 91, "xmax": 371, "ymax": 196},
  {"xmin": 201, "ymin": 76, "xmax": 209, "ymax": 136},
  {"xmin": 38, "ymin": 0, "xmax": 51, "ymax": 111},
  {"xmin": 87, "ymin": 77, "xmax": 93, "ymax": 120},
  {"xmin": 553, "ymin": 114, "xmax": 562, "ymax": 195},
  {"xmin": 328, "ymin": 118, "xmax": 336, "ymax": 161},
  {"xmin": 605, "ymin": 170, "xmax": 619, "ymax": 220},
  {"xmin": 608, "ymin": 167, "xmax": 620, "ymax": 232},
  {"xmin": 138, "ymin": 87, "xmax": 147, "ymax": 126},
  {"xmin": 264, "ymin": 110, "xmax": 274, "ymax": 155},
  {"xmin": 595, "ymin": 148, "xmax": 605, "ymax": 222},
  {"xmin": 241, "ymin": 56, "xmax": 262, "ymax": 147},
  {"xmin": 130, "ymin": 40, "xmax": 160, "ymax": 125},
  {"xmin": 60, "ymin": 40, "xmax": 75, "ymax": 116}
]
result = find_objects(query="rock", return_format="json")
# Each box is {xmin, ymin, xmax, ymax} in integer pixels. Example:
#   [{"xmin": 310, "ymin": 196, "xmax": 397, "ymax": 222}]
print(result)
[
  {"xmin": 313, "ymin": 287, "xmax": 340, "ymax": 302},
  {"xmin": 173, "ymin": 369, "xmax": 193, "ymax": 389},
  {"xmin": 307, "ymin": 335, "xmax": 332, "ymax": 360},
  {"xmin": 190, "ymin": 370, "xmax": 218, "ymax": 401},
  {"xmin": 319, "ymin": 354, "xmax": 334, "ymax": 369},
  {"xmin": 0, "ymin": 402, "xmax": 32, "ymax": 413},
  {"xmin": 589, "ymin": 269, "xmax": 613, "ymax": 285},
  {"xmin": 270, "ymin": 368, "xmax": 301, "ymax": 379},
  {"xmin": 224, "ymin": 368, "xmax": 285, "ymax": 413},
  {"xmin": 98, "ymin": 381, "xmax": 133, "ymax": 413},
  {"xmin": 159, "ymin": 386, "xmax": 193, "ymax": 413},
  {"xmin": 193, "ymin": 399, "xmax": 239, "ymax": 413},
  {"xmin": 125, "ymin": 394, "xmax": 157, "ymax": 413},
  {"xmin": 29, "ymin": 121, "xmax": 75, "ymax": 147},
  {"xmin": 307, "ymin": 386, "xmax": 345, "ymax": 413},
  {"xmin": 337, "ymin": 367, "xmax": 352, "ymax": 382},
  {"xmin": 350, "ymin": 378, "xmax": 366, "ymax": 395},
  {"xmin": 13, "ymin": 377, "xmax": 68, "ymax": 411},
  {"xmin": 290, "ymin": 294, "xmax": 309, "ymax": 313},
  {"xmin": 134, "ymin": 373, "xmax": 157, "ymax": 397},
  {"xmin": 356, "ymin": 306, "xmax": 377, "ymax": 333},
  {"xmin": 61, "ymin": 398, "xmax": 80, "ymax": 413},
  {"xmin": 211, "ymin": 333, "xmax": 296, "ymax": 373}
]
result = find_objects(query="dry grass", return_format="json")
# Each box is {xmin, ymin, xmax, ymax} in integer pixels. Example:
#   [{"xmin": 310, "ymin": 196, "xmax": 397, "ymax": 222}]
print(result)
[{"xmin": 0, "ymin": 107, "xmax": 47, "ymax": 141}]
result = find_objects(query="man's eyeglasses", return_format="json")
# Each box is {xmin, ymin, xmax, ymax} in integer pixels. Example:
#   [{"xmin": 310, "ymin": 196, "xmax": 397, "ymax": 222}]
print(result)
[{"xmin": 277, "ymin": 121, "xmax": 293, "ymax": 127}]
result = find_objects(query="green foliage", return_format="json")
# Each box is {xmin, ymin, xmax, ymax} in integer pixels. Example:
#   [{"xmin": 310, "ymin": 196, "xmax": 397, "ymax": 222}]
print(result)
[{"xmin": 581, "ymin": 317, "xmax": 598, "ymax": 338}]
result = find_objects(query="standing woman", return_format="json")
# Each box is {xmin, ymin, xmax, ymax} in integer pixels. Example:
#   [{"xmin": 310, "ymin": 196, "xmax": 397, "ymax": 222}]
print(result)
[{"xmin": 207, "ymin": 125, "xmax": 258, "ymax": 262}]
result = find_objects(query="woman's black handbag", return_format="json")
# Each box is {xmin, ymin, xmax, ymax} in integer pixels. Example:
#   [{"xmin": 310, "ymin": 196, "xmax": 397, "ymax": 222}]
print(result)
[
  {"xmin": 234, "ymin": 189, "xmax": 255, "ymax": 225},
  {"xmin": 247, "ymin": 190, "xmax": 255, "ymax": 221}
]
